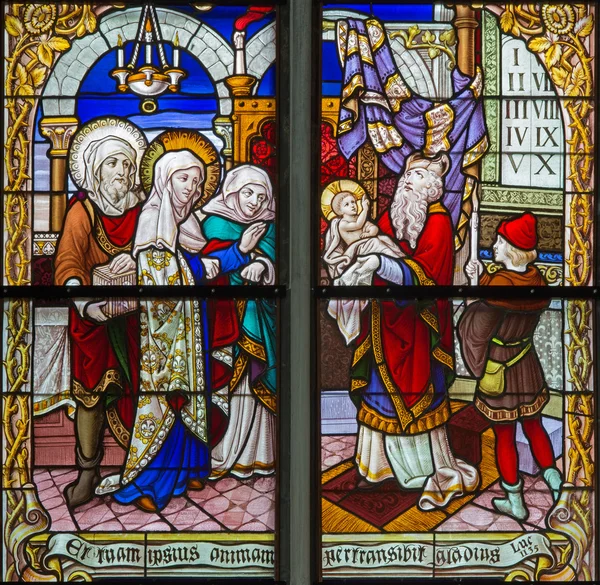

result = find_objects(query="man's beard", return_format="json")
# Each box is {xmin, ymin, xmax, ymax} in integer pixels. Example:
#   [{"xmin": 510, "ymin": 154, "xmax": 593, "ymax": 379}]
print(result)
[
  {"xmin": 390, "ymin": 176, "xmax": 442, "ymax": 249},
  {"xmin": 100, "ymin": 177, "xmax": 130, "ymax": 204}
]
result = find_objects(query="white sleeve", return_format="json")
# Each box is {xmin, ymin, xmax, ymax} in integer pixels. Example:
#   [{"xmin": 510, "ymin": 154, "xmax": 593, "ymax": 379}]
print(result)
[
  {"xmin": 376, "ymin": 255, "xmax": 404, "ymax": 285},
  {"xmin": 65, "ymin": 278, "xmax": 89, "ymax": 318}
]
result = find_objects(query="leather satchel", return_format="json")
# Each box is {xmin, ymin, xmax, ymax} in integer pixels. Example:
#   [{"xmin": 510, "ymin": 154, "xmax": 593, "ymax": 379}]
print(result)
[{"xmin": 478, "ymin": 340, "xmax": 532, "ymax": 397}]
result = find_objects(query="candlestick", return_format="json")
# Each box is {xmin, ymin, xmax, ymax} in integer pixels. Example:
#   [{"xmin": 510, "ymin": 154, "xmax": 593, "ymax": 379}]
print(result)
[
  {"xmin": 145, "ymin": 43, "xmax": 152, "ymax": 64},
  {"xmin": 173, "ymin": 32, "xmax": 180, "ymax": 68},
  {"xmin": 117, "ymin": 35, "xmax": 124, "ymax": 68}
]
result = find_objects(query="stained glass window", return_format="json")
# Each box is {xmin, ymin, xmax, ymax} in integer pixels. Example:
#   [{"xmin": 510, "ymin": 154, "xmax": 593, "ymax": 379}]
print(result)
[
  {"xmin": 317, "ymin": 2, "xmax": 596, "ymax": 582},
  {"xmin": 3, "ymin": 3, "xmax": 279, "ymax": 580},
  {"xmin": 3, "ymin": 0, "xmax": 599, "ymax": 582}
]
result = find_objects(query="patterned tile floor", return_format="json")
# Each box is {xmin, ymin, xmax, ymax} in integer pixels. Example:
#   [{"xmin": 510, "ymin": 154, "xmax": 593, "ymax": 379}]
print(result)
[
  {"xmin": 321, "ymin": 434, "xmax": 562, "ymax": 533},
  {"xmin": 34, "ymin": 467, "xmax": 275, "ymax": 533}
]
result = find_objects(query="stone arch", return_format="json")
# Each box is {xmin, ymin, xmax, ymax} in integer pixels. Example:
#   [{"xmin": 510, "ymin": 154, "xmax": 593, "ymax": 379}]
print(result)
[
  {"xmin": 322, "ymin": 9, "xmax": 439, "ymax": 98},
  {"xmin": 42, "ymin": 7, "xmax": 235, "ymax": 116},
  {"xmin": 246, "ymin": 21, "xmax": 276, "ymax": 82}
]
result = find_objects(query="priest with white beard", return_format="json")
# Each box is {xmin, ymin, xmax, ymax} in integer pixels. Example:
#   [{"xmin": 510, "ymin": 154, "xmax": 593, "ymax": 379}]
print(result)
[{"xmin": 340, "ymin": 152, "xmax": 479, "ymax": 510}]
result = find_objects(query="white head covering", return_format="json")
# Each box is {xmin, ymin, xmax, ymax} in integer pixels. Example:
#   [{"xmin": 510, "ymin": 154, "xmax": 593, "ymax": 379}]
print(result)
[
  {"xmin": 82, "ymin": 136, "xmax": 144, "ymax": 216},
  {"xmin": 202, "ymin": 164, "xmax": 275, "ymax": 224},
  {"xmin": 133, "ymin": 150, "xmax": 207, "ymax": 257}
]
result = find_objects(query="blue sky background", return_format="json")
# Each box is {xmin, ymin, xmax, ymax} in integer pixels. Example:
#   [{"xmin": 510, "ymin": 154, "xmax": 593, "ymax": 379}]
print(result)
[{"xmin": 34, "ymin": 5, "xmax": 276, "ymax": 191}]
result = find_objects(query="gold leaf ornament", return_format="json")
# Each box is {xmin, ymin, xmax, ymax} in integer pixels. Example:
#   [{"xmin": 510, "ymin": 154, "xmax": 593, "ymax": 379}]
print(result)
[
  {"xmin": 407, "ymin": 24, "xmax": 420, "ymax": 40},
  {"xmin": 86, "ymin": 12, "xmax": 97, "ymax": 32},
  {"xmin": 37, "ymin": 43, "xmax": 54, "ymax": 68},
  {"xmin": 566, "ymin": 62, "xmax": 586, "ymax": 96},
  {"xmin": 574, "ymin": 14, "xmax": 594, "ymax": 38},
  {"xmin": 15, "ymin": 63, "xmax": 27, "ymax": 87},
  {"xmin": 422, "ymin": 30, "xmax": 436, "ymax": 44},
  {"xmin": 439, "ymin": 29, "xmax": 456, "ymax": 46},
  {"xmin": 550, "ymin": 66, "xmax": 569, "ymax": 88},
  {"xmin": 46, "ymin": 37, "xmax": 71, "ymax": 51},
  {"xmin": 36, "ymin": 37, "xmax": 70, "ymax": 68},
  {"xmin": 14, "ymin": 62, "xmax": 33, "ymax": 95},
  {"xmin": 545, "ymin": 43, "xmax": 562, "ymax": 68},
  {"xmin": 5, "ymin": 14, "xmax": 24, "ymax": 37},
  {"xmin": 527, "ymin": 36, "xmax": 552, "ymax": 52},
  {"xmin": 30, "ymin": 66, "xmax": 46, "ymax": 88},
  {"xmin": 499, "ymin": 10, "xmax": 515, "ymax": 33}
]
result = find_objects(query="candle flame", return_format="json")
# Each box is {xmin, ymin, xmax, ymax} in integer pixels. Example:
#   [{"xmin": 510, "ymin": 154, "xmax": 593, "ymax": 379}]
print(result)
[
  {"xmin": 145, "ymin": 18, "xmax": 152, "ymax": 33},
  {"xmin": 174, "ymin": 32, "xmax": 179, "ymax": 47},
  {"xmin": 117, "ymin": 34, "xmax": 123, "ymax": 47}
]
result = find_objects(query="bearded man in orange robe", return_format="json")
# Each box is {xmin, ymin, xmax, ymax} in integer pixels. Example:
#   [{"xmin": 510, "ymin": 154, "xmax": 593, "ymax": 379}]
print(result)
[{"xmin": 54, "ymin": 119, "xmax": 147, "ymax": 507}]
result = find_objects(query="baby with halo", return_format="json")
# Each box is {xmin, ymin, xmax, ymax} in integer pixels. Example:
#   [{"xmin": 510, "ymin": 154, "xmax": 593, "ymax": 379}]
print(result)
[
  {"xmin": 322, "ymin": 181, "xmax": 404, "ymax": 344},
  {"xmin": 323, "ymin": 189, "xmax": 404, "ymax": 278}
]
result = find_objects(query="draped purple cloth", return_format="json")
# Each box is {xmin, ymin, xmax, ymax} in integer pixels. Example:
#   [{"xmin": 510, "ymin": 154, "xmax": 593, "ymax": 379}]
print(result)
[{"xmin": 337, "ymin": 18, "xmax": 488, "ymax": 225}]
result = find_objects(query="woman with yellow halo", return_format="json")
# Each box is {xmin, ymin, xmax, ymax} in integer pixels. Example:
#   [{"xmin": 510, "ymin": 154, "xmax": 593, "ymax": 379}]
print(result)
[{"xmin": 106, "ymin": 131, "xmax": 221, "ymax": 512}]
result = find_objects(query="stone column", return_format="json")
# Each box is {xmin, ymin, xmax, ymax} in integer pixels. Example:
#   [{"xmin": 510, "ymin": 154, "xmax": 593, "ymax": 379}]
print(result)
[
  {"xmin": 39, "ymin": 117, "xmax": 79, "ymax": 232},
  {"xmin": 452, "ymin": 5, "xmax": 481, "ymax": 285},
  {"xmin": 214, "ymin": 117, "xmax": 234, "ymax": 171},
  {"xmin": 453, "ymin": 5, "xmax": 478, "ymax": 77}
]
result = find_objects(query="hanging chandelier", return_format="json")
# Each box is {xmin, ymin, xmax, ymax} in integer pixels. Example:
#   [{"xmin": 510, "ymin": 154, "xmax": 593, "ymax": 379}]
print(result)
[{"xmin": 110, "ymin": 4, "xmax": 186, "ymax": 113}]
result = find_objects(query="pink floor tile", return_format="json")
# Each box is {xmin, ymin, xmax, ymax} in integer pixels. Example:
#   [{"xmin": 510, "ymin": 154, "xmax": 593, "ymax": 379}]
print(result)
[
  {"xmin": 119, "ymin": 509, "xmax": 164, "ymax": 530},
  {"xmin": 215, "ymin": 505, "xmax": 246, "ymax": 529},
  {"xmin": 253, "ymin": 476, "xmax": 275, "ymax": 493},
  {"xmin": 141, "ymin": 521, "xmax": 172, "ymax": 531},
  {"xmin": 323, "ymin": 455, "xmax": 343, "ymax": 468},
  {"xmin": 240, "ymin": 520, "xmax": 270, "ymax": 532},
  {"xmin": 76, "ymin": 503, "xmax": 117, "ymax": 528},
  {"xmin": 34, "ymin": 469, "xmax": 52, "ymax": 482},
  {"xmin": 92, "ymin": 520, "xmax": 128, "ymax": 531},
  {"xmin": 201, "ymin": 495, "xmax": 232, "ymax": 515},
  {"xmin": 454, "ymin": 504, "xmax": 498, "ymax": 528},
  {"xmin": 243, "ymin": 507, "xmax": 275, "ymax": 529},
  {"xmin": 35, "ymin": 477, "xmax": 56, "ymax": 492},
  {"xmin": 107, "ymin": 500, "xmax": 139, "ymax": 515},
  {"xmin": 193, "ymin": 519, "xmax": 224, "ymax": 531},
  {"xmin": 487, "ymin": 516, "xmax": 525, "ymax": 531},
  {"xmin": 164, "ymin": 506, "xmax": 212, "ymax": 530},
  {"xmin": 44, "ymin": 495, "xmax": 68, "ymax": 512},
  {"xmin": 51, "ymin": 470, "xmax": 78, "ymax": 488},
  {"xmin": 74, "ymin": 497, "xmax": 104, "ymax": 514},
  {"xmin": 196, "ymin": 483, "xmax": 221, "ymax": 501},
  {"xmin": 472, "ymin": 481, "xmax": 503, "ymax": 509},
  {"xmin": 246, "ymin": 495, "xmax": 273, "ymax": 517},
  {"xmin": 160, "ymin": 497, "xmax": 188, "ymax": 515},
  {"xmin": 227, "ymin": 485, "xmax": 257, "ymax": 506},
  {"xmin": 50, "ymin": 518, "xmax": 78, "ymax": 532},
  {"xmin": 213, "ymin": 477, "xmax": 242, "ymax": 493}
]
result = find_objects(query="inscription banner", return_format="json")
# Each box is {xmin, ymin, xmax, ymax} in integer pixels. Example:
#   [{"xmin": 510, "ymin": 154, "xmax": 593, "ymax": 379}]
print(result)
[
  {"xmin": 323, "ymin": 534, "xmax": 554, "ymax": 571},
  {"xmin": 44, "ymin": 534, "xmax": 275, "ymax": 571}
]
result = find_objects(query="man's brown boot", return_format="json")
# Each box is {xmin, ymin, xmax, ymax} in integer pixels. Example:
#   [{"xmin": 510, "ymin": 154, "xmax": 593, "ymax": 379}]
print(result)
[{"xmin": 65, "ymin": 446, "xmax": 103, "ymax": 508}]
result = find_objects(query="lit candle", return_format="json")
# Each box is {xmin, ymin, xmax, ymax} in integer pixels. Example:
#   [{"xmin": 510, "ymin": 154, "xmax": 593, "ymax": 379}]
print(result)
[
  {"xmin": 117, "ymin": 34, "xmax": 124, "ymax": 68},
  {"xmin": 173, "ymin": 32, "xmax": 180, "ymax": 68},
  {"xmin": 144, "ymin": 18, "xmax": 152, "ymax": 64}
]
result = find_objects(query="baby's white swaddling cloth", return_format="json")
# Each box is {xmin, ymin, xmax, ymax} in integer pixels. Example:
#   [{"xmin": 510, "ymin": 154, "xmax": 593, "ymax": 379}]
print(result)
[{"xmin": 324, "ymin": 219, "xmax": 404, "ymax": 344}]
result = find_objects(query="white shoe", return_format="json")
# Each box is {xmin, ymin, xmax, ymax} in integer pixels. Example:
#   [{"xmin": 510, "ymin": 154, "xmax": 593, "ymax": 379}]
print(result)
[
  {"xmin": 492, "ymin": 478, "xmax": 529, "ymax": 522},
  {"xmin": 543, "ymin": 467, "xmax": 562, "ymax": 502}
]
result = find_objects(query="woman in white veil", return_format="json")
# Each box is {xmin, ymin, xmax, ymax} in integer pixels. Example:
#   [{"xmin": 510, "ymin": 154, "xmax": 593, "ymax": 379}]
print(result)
[{"xmin": 108, "ymin": 149, "xmax": 218, "ymax": 512}]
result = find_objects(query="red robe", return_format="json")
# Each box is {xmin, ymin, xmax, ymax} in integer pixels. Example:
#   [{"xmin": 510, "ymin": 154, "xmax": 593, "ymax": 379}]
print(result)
[
  {"xmin": 53, "ymin": 197, "xmax": 141, "ymax": 445},
  {"xmin": 351, "ymin": 202, "xmax": 455, "ymax": 434}
]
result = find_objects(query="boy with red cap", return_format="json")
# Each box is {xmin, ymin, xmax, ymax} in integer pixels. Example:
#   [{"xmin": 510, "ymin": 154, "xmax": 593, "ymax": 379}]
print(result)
[{"xmin": 458, "ymin": 212, "xmax": 562, "ymax": 521}]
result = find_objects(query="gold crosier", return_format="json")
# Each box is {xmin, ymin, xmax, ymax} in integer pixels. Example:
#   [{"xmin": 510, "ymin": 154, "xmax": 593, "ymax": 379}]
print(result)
[
  {"xmin": 489, "ymin": 4, "xmax": 595, "ymax": 581},
  {"xmin": 3, "ymin": 4, "xmax": 114, "ymax": 581}
]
